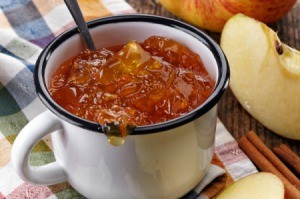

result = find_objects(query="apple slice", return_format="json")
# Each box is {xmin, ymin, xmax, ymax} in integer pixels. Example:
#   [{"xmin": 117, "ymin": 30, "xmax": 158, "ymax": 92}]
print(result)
[
  {"xmin": 216, "ymin": 172, "xmax": 285, "ymax": 199},
  {"xmin": 220, "ymin": 14, "xmax": 300, "ymax": 140}
]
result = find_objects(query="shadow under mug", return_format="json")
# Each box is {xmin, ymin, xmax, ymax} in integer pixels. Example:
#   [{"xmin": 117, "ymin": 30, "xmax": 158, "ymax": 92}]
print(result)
[{"xmin": 12, "ymin": 15, "xmax": 229, "ymax": 199}]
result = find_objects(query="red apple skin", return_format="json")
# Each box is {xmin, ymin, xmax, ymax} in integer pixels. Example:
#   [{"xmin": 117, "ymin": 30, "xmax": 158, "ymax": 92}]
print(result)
[{"xmin": 159, "ymin": 0, "xmax": 297, "ymax": 32}]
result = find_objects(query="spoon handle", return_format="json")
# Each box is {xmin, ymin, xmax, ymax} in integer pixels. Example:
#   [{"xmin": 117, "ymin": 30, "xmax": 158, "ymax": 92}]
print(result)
[{"xmin": 64, "ymin": 0, "xmax": 96, "ymax": 51}]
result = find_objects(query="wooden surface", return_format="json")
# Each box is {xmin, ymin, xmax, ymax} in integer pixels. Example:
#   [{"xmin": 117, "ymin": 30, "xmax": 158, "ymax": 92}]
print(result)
[{"xmin": 126, "ymin": 0, "xmax": 300, "ymax": 153}]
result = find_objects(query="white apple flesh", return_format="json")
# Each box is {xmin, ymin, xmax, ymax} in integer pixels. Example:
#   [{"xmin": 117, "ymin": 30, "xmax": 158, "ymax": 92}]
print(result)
[
  {"xmin": 216, "ymin": 172, "xmax": 285, "ymax": 199},
  {"xmin": 220, "ymin": 14, "xmax": 300, "ymax": 140}
]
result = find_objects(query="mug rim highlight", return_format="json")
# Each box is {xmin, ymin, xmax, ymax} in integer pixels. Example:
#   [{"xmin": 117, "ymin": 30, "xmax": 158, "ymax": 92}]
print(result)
[{"xmin": 34, "ymin": 14, "xmax": 229, "ymax": 135}]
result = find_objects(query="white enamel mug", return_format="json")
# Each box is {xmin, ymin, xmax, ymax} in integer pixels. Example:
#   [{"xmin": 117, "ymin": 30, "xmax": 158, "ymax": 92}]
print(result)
[{"xmin": 11, "ymin": 15, "xmax": 229, "ymax": 199}]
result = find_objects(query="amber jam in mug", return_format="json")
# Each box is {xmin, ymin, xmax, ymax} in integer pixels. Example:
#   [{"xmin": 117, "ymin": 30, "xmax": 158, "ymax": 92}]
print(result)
[
  {"xmin": 49, "ymin": 36, "xmax": 215, "ymax": 140},
  {"xmin": 13, "ymin": 15, "xmax": 229, "ymax": 198}
]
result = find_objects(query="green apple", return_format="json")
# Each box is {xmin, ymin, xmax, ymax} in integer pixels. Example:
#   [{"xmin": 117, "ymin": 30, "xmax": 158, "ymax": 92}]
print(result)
[
  {"xmin": 220, "ymin": 14, "xmax": 300, "ymax": 140},
  {"xmin": 216, "ymin": 172, "xmax": 285, "ymax": 199}
]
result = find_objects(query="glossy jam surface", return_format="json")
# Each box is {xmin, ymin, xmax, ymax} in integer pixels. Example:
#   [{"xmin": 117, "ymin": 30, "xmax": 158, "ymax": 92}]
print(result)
[{"xmin": 49, "ymin": 36, "xmax": 215, "ymax": 129}]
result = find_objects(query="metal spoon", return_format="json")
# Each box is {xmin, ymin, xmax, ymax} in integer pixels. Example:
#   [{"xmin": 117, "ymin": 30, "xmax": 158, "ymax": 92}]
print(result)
[{"xmin": 64, "ymin": 0, "xmax": 96, "ymax": 51}]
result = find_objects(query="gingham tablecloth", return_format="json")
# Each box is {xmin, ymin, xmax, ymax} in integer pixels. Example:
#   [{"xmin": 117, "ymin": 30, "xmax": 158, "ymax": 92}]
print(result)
[{"xmin": 0, "ymin": 1, "xmax": 257, "ymax": 198}]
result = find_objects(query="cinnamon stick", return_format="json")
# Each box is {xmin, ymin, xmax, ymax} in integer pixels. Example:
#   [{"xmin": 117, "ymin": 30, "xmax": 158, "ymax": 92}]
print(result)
[
  {"xmin": 238, "ymin": 136, "xmax": 300, "ymax": 199},
  {"xmin": 273, "ymin": 144, "xmax": 300, "ymax": 176},
  {"xmin": 245, "ymin": 131, "xmax": 300, "ymax": 190}
]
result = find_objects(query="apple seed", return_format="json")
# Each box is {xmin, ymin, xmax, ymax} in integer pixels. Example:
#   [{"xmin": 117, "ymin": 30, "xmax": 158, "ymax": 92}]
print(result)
[{"xmin": 275, "ymin": 40, "xmax": 283, "ymax": 55}]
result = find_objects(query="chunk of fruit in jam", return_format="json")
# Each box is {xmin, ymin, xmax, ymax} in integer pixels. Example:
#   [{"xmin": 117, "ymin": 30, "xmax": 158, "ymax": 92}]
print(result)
[
  {"xmin": 49, "ymin": 36, "xmax": 215, "ymax": 139},
  {"xmin": 98, "ymin": 41, "xmax": 162, "ymax": 86}
]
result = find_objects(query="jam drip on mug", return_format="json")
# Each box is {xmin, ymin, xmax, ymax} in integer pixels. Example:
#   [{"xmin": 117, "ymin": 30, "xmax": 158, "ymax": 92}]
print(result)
[{"xmin": 49, "ymin": 36, "xmax": 215, "ymax": 146}]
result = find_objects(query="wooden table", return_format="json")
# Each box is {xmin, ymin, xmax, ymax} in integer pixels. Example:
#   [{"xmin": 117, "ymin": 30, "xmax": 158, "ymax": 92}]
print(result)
[{"xmin": 126, "ymin": 0, "xmax": 300, "ymax": 153}]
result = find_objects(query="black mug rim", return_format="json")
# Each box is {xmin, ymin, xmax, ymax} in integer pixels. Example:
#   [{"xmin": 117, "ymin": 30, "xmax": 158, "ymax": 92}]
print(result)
[{"xmin": 34, "ymin": 14, "xmax": 229, "ymax": 135}]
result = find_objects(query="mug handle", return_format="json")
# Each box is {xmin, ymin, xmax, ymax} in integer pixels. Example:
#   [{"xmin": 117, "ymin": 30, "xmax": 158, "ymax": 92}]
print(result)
[{"xmin": 11, "ymin": 111, "xmax": 67, "ymax": 185}]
